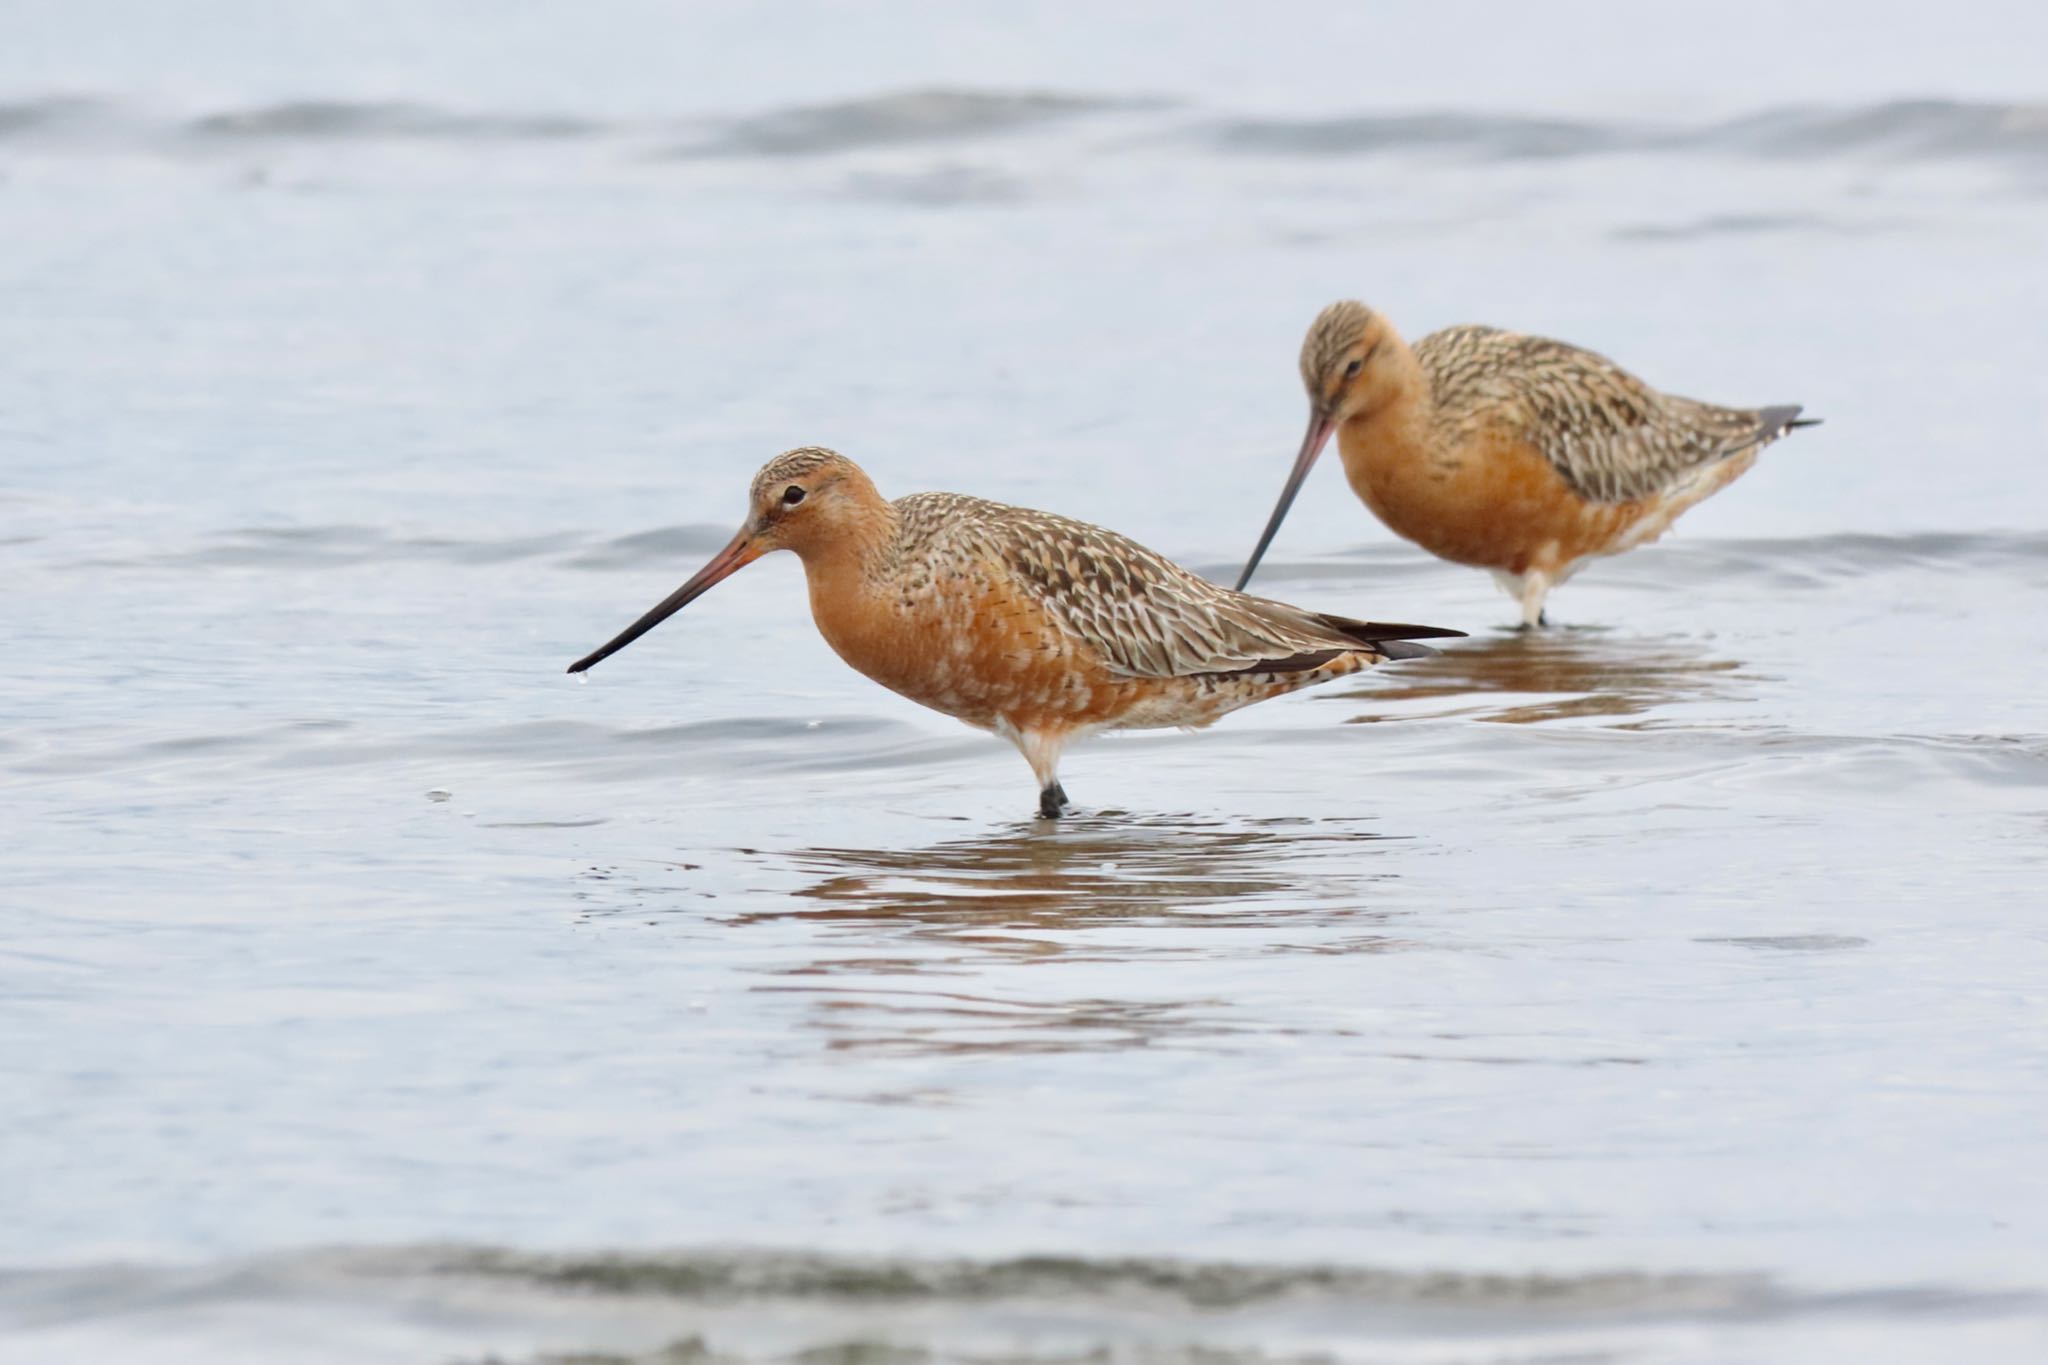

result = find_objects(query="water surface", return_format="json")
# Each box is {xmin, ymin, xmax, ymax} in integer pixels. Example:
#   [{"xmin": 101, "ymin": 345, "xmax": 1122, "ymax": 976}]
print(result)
[{"xmin": 4, "ymin": 6, "xmax": 2047, "ymax": 1362}]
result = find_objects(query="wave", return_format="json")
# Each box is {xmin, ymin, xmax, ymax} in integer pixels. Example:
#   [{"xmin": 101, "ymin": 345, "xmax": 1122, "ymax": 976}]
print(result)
[
  {"xmin": 444, "ymin": 1245, "xmax": 1757, "ymax": 1308},
  {"xmin": 73, "ymin": 523, "xmax": 728, "ymax": 571},
  {"xmin": 62, "ymin": 525, "xmax": 2048, "ymax": 577},
  {"xmin": 0, "ymin": 94, "xmax": 112, "ymax": 134},
  {"xmin": 843, "ymin": 162, "xmax": 1028, "ymax": 205},
  {"xmin": 1, "ymin": 712, "xmax": 984, "ymax": 789},
  {"xmin": 1610, "ymin": 211, "xmax": 1881, "ymax": 242},
  {"xmin": 1205, "ymin": 98, "xmax": 2048, "ymax": 165},
  {"xmin": 1210, "ymin": 109, "xmax": 1620, "ymax": 160},
  {"xmin": 1220, "ymin": 529, "xmax": 2048, "ymax": 595},
  {"xmin": 667, "ymin": 88, "xmax": 1164, "ymax": 158},
  {"xmin": 185, "ymin": 99, "xmax": 605, "ymax": 141},
  {"xmin": 2, "ymin": 1245, "xmax": 2037, "ymax": 1365},
  {"xmin": 5, "ymin": 90, "xmax": 2041, "ymax": 172},
  {"xmin": 1643, "ymin": 529, "xmax": 2048, "ymax": 589},
  {"xmin": 11, "ymin": 703, "xmax": 2043, "ymax": 803},
  {"xmin": 1703, "ymin": 98, "xmax": 2048, "ymax": 160}
]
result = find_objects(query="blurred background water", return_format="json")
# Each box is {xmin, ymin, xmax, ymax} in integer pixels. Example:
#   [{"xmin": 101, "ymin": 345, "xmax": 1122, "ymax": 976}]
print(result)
[{"xmin": 3, "ymin": 3, "xmax": 2047, "ymax": 1362}]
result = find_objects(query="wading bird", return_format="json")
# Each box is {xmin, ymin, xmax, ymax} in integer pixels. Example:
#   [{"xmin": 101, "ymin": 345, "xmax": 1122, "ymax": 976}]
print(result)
[
  {"xmin": 1236, "ymin": 300, "xmax": 1817, "ymax": 627},
  {"xmin": 570, "ymin": 448, "xmax": 1461, "ymax": 817}
]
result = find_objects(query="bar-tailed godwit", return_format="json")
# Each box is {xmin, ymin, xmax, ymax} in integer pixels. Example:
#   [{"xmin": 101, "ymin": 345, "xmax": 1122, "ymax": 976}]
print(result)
[
  {"xmin": 569, "ymin": 448, "xmax": 1461, "ymax": 817},
  {"xmin": 1236, "ymin": 300, "xmax": 1818, "ymax": 626}
]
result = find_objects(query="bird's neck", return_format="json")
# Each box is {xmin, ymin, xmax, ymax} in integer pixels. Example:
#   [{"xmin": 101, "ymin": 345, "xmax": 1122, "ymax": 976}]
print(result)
[
  {"xmin": 1337, "ymin": 341, "xmax": 1442, "ymax": 476},
  {"xmin": 793, "ymin": 497, "xmax": 900, "ymax": 617}
]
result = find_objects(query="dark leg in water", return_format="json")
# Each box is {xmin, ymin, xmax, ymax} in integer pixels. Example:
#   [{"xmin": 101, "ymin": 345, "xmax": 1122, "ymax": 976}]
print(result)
[{"xmin": 1037, "ymin": 782, "xmax": 1069, "ymax": 819}]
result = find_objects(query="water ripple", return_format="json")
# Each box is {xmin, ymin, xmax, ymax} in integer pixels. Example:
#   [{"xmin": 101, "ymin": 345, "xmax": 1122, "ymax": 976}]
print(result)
[
  {"xmin": 6, "ymin": 1246, "xmax": 2038, "ymax": 1365},
  {"xmin": 1205, "ymin": 98, "xmax": 2048, "ymax": 166},
  {"xmin": 666, "ymin": 88, "xmax": 1164, "ymax": 158},
  {"xmin": 185, "ymin": 99, "xmax": 605, "ymax": 142},
  {"xmin": 7, "ymin": 92, "xmax": 2042, "ymax": 173}
]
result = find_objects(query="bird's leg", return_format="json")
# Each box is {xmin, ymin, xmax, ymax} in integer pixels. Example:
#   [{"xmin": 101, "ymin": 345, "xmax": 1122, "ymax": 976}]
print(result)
[
  {"xmin": 1002, "ymin": 721, "xmax": 1072, "ymax": 820},
  {"xmin": 1517, "ymin": 570, "xmax": 1554, "ymax": 630}
]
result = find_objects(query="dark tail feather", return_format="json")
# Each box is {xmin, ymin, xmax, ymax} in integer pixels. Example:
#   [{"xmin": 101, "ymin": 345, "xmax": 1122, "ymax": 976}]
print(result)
[
  {"xmin": 1317, "ymin": 614, "xmax": 1465, "ymax": 643},
  {"xmin": 1209, "ymin": 616, "xmax": 1465, "ymax": 675},
  {"xmin": 1317, "ymin": 613, "xmax": 1465, "ymax": 660},
  {"xmin": 1757, "ymin": 404, "xmax": 1819, "ymax": 440}
]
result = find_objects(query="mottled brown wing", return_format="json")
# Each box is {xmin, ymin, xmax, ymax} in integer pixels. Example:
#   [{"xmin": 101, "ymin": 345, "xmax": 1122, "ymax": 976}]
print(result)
[
  {"xmin": 923, "ymin": 497, "xmax": 1449, "ymax": 680},
  {"xmin": 1418, "ymin": 325, "xmax": 1790, "ymax": 504}
]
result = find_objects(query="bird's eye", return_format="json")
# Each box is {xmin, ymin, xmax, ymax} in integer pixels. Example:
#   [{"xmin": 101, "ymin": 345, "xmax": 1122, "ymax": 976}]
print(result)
[
  {"xmin": 1343, "ymin": 357, "xmax": 1365, "ymax": 378},
  {"xmin": 782, "ymin": 485, "xmax": 806, "ymax": 506}
]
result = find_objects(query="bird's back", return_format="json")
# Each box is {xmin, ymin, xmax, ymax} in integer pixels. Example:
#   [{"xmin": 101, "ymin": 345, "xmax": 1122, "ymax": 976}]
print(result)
[
  {"xmin": 888, "ymin": 491, "xmax": 1453, "ymax": 680},
  {"xmin": 1414, "ymin": 324, "xmax": 1799, "ymax": 505}
]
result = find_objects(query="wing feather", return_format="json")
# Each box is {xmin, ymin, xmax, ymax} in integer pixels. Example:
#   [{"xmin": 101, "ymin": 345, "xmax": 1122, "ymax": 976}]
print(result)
[
  {"xmin": 1417, "ymin": 325, "xmax": 1797, "ymax": 504},
  {"xmin": 899, "ymin": 495, "xmax": 1458, "ymax": 680}
]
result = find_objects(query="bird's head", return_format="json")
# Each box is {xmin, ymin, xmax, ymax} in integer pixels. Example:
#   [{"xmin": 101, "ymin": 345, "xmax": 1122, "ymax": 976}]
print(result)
[
  {"xmin": 1234, "ymin": 300, "xmax": 1402, "ymax": 591},
  {"xmin": 566, "ymin": 446, "xmax": 882, "ymax": 674},
  {"xmin": 1299, "ymin": 298, "xmax": 1398, "ymax": 425}
]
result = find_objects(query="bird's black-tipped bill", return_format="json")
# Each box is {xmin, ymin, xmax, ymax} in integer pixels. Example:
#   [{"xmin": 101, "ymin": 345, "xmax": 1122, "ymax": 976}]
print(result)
[
  {"xmin": 566, "ymin": 529, "xmax": 761, "ymax": 674},
  {"xmin": 1234, "ymin": 408, "xmax": 1336, "ymax": 592}
]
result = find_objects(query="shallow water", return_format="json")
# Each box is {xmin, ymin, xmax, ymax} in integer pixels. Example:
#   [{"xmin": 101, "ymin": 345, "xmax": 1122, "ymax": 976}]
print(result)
[{"xmin": 5, "ymin": 5, "xmax": 2048, "ymax": 1362}]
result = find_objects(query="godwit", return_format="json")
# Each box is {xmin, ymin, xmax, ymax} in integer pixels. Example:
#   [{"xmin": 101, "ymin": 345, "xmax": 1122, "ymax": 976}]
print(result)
[
  {"xmin": 1236, "ymin": 300, "xmax": 1819, "ymax": 627},
  {"xmin": 568, "ymin": 447, "xmax": 1461, "ymax": 817}
]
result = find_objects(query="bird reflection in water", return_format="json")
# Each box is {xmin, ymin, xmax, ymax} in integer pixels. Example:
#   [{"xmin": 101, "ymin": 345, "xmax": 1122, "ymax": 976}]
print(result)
[
  {"xmin": 1337, "ymin": 627, "xmax": 1757, "ymax": 726},
  {"xmin": 724, "ymin": 817, "xmax": 1413, "ymax": 1057},
  {"xmin": 744, "ymin": 815, "xmax": 1401, "ymax": 943}
]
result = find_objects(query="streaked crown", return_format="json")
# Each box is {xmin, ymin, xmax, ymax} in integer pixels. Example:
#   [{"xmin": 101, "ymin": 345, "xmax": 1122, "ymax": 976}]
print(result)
[
  {"xmin": 1299, "ymin": 299, "xmax": 1374, "ymax": 394},
  {"xmin": 750, "ymin": 446, "xmax": 852, "ymax": 503}
]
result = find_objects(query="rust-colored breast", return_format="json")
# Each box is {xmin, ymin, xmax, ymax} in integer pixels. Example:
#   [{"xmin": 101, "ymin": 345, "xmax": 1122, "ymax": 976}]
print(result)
[
  {"xmin": 1337, "ymin": 323, "xmax": 1785, "ymax": 577},
  {"xmin": 806, "ymin": 550, "xmax": 1147, "ymax": 735},
  {"xmin": 805, "ymin": 542, "xmax": 1375, "ymax": 739},
  {"xmin": 798, "ymin": 490, "xmax": 1425, "ymax": 741},
  {"xmin": 1344, "ymin": 421, "xmax": 1664, "ymax": 576}
]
